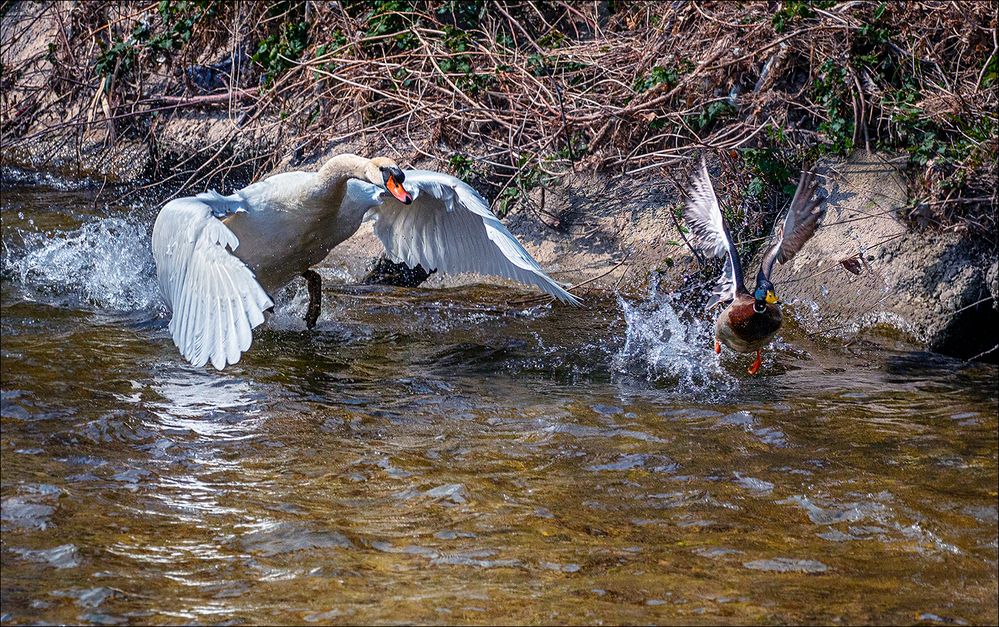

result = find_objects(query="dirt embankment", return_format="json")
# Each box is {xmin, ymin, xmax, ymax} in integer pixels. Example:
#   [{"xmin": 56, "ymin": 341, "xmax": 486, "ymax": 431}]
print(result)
[
  {"xmin": 753, "ymin": 152, "xmax": 998, "ymax": 361},
  {"xmin": 2, "ymin": 2, "xmax": 996, "ymax": 360}
]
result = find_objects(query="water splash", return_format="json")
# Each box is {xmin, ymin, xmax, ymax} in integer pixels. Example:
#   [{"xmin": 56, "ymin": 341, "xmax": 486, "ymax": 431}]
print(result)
[
  {"xmin": 614, "ymin": 275, "xmax": 733, "ymax": 392},
  {"xmin": 265, "ymin": 280, "xmax": 313, "ymax": 331},
  {"xmin": 3, "ymin": 217, "xmax": 161, "ymax": 312},
  {"xmin": 1, "ymin": 165, "xmax": 99, "ymax": 192}
]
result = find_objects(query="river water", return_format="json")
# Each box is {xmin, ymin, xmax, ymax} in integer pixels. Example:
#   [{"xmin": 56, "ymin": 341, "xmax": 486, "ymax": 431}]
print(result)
[{"xmin": 1, "ymin": 169, "xmax": 996, "ymax": 625}]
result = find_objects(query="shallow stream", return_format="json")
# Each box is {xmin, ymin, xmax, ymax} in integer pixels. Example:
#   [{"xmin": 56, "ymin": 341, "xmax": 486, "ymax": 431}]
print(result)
[{"xmin": 1, "ymin": 170, "xmax": 996, "ymax": 624}]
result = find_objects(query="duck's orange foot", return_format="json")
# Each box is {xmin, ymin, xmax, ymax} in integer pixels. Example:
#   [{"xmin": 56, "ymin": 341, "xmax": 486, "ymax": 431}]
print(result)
[
  {"xmin": 747, "ymin": 349, "xmax": 762, "ymax": 375},
  {"xmin": 714, "ymin": 340, "xmax": 722, "ymax": 354}
]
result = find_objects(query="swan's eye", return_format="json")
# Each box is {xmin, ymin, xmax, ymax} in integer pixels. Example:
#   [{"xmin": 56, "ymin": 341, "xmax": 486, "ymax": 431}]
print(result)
[
  {"xmin": 381, "ymin": 167, "xmax": 404, "ymax": 184},
  {"xmin": 384, "ymin": 171, "xmax": 413, "ymax": 205}
]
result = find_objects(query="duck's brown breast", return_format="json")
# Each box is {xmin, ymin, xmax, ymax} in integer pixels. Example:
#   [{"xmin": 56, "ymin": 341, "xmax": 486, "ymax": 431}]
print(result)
[{"xmin": 715, "ymin": 297, "xmax": 782, "ymax": 353}]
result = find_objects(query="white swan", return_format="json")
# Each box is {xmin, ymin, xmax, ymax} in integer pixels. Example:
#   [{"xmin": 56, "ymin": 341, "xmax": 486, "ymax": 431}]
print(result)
[{"xmin": 151, "ymin": 153, "xmax": 579, "ymax": 370}]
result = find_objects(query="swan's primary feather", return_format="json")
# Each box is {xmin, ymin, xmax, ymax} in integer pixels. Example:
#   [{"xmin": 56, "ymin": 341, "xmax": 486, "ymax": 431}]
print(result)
[
  {"xmin": 370, "ymin": 170, "xmax": 581, "ymax": 305},
  {"xmin": 152, "ymin": 197, "xmax": 272, "ymax": 370}
]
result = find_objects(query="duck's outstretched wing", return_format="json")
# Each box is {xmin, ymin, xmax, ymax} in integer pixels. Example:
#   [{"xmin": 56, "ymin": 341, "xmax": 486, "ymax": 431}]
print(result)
[
  {"xmin": 760, "ymin": 170, "xmax": 828, "ymax": 280},
  {"xmin": 682, "ymin": 157, "xmax": 745, "ymax": 308},
  {"xmin": 152, "ymin": 196, "xmax": 273, "ymax": 370},
  {"xmin": 367, "ymin": 170, "xmax": 581, "ymax": 305}
]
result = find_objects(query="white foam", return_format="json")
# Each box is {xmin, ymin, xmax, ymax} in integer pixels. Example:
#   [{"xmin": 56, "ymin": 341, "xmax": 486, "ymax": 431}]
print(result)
[
  {"xmin": 5, "ymin": 217, "xmax": 162, "ymax": 313},
  {"xmin": 613, "ymin": 275, "xmax": 734, "ymax": 393}
]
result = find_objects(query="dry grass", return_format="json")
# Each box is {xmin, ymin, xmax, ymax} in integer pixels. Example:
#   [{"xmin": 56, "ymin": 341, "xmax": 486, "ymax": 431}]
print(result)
[{"xmin": 1, "ymin": 1, "xmax": 996, "ymax": 243}]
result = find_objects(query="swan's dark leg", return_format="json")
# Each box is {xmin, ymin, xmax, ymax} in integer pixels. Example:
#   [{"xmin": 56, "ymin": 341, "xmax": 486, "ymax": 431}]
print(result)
[{"xmin": 302, "ymin": 269, "xmax": 322, "ymax": 330}]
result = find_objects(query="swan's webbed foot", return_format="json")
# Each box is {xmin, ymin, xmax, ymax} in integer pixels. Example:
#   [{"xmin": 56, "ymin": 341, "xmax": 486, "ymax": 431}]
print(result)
[{"xmin": 303, "ymin": 269, "xmax": 322, "ymax": 330}]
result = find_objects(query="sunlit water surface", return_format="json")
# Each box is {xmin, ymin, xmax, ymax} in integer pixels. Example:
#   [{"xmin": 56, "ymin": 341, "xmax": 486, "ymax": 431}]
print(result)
[{"xmin": 1, "ymin": 170, "xmax": 997, "ymax": 625}]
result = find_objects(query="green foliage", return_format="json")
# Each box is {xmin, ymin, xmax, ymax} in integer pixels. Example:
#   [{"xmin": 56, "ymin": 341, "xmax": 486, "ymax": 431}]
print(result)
[
  {"xmin": 741, "ymin": 146, "xmax": 798, "ymax": 200},
  {"xmin": 830, "ymin": 0, "xmax": 995, "ymax": 188},
  {"xmin": 881, "ymin": 81, "xmax": 996, "ymax": 169},
  {"xmin": 315, "ymin": 32, "xmax": 348, "ymax": 57},
  {"xmin": 344, "ymin": 0, "xmax": 421, "ymax": 51},
  {"xmin": 537, "ymin": 30, "xmax": 566, "ymax": 50},
  {"xmin": 435, "ymin": 0, "xmax": 487, "ymax": 28},
  {"xmin": 252, "ymin": 20, "xmax": 310, "ymax": 86},
  {"xmin": 550, "ymin": 132, "xmax": 589, "ymax": 162},
  {"xmin": 438, "ymin": 26, "xmax": 493, "ymax": 94},
  {"xmin": 93, "ymin": 0, "xmax": 210, "ymax": 78},
  {"xmin": 689, "ymin": 100, "xmax": 737, "ymax": 131},
  {"xmin": 771, "ymin": 0, "xmax": 834, "ymax": 33},
  {"xmin": 448, "ymin": 153, "xmax": 481, "ymax": 180},
  {"xmin": 391, "ymin": 66, "xmax": 415, "ymax": 89},
  {"xmin": 526, "ymin": 51, "xmax": 587, "ymax": 84},
  {"xmin": 313, "ymin": 31, "xmax": 348, "ymax": 77},
  {"xmin": 151, "ymin": 1, "xmax": 204, "ymax": 52},
  {"xmin": 980, "ymin": 52, "xmax": 998, "ymax": 89},
  {"xmin": 813, "ymin": 59, "xmax": 855, "ymax": 154},
  {"xmin": 851, "ymin": 3, "xmax": 897, "ymax": 83},
  {"xmin": 496, "ymin": 158, "xmax": 545, "ymax": 218},
  {"xmin": 495, "ymin": 30, "xmax": 515, "ymax": 50},
  {"xmin": 526, "ymin": 53, "xmax": 549, "ymax": 78},
  {"xmin": 633, "ymin": 64, "xmax": 681, "ymax": 93},
  {"xmin": 94, "ymin": 37, "xmax": 138, "ymax": 77}
]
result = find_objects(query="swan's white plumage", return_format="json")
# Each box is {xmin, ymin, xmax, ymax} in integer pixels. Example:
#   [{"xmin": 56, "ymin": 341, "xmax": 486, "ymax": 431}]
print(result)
[
  {"xmin": 152, "ymin": 197, "xmax": 273, "ymax": 370},
  {"xmin": 371, "ymin": 170, "xmax": 580, "ymax": 305},
  {"xmin": 152, "ymin": 159, "xmax": 577, "ymax": 371}
]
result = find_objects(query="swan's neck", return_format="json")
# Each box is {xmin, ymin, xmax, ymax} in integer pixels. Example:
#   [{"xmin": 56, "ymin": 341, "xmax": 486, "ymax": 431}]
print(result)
[{"xmin": 313, "ymin": 154, "xmax": 372, "ymax": 208}]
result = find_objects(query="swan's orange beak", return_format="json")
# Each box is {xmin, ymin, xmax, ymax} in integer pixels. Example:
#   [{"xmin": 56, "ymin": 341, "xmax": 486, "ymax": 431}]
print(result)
[{"xmin": 386, "ymin": 175, "xmax": 412, "ymax": 204}]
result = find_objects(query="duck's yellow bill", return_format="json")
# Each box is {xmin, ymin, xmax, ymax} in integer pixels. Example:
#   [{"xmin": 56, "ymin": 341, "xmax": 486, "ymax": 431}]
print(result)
[{"xmin": 765, "ymin": 290, "xmax": 778, "ymax": 304}]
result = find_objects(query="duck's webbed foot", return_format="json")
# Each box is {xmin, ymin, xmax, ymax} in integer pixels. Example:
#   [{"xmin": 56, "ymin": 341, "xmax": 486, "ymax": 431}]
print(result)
[
  {"xmin": 714, "ymin": 340, "xmax": 722, "ymax": 354},
  {"xmin": 302, "ymin": 269, "xmax": 322, "ymax": 330},
  {"xmin": 747, "ymin": 349, "xmax": 762, "ymax": 376}
]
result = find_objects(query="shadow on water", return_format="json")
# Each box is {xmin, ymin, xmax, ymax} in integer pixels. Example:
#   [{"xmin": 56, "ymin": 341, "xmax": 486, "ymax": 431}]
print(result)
[{"xmin": 1, "ymin": 169, "xmax": 997, "ymax": 625}]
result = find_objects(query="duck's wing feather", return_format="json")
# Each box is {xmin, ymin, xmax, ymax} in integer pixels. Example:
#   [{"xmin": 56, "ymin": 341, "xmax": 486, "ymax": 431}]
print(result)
[
  {"xmin": 760, "ymin": 170, "xmax": 828, "ymax": 280},
  {"xmin": 152, "ymin": 196, "xmax": 273, "ymax": 370},
  {"xmin": 367, "ymin": 170, "xmax": 580, "ymax": 305},
  {"xmin": 682, "ymin": 157, "xmax": 744, "ymax": 308}
]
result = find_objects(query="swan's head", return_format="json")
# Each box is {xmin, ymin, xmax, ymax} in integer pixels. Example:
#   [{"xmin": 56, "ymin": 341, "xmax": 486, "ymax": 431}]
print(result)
[{"xmin": 368, "ymin": 157, "xmax": 412, "ymax": 205}]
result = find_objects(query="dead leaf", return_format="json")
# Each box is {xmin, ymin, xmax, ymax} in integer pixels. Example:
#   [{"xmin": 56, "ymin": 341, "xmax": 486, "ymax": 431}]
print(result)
[{"xmin": 839, "ymin": 255, "xmax": 864, "ymax": 275}]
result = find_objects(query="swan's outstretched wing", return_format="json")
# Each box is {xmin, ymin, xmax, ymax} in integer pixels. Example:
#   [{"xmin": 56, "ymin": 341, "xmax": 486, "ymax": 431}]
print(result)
[
  {"xmin": 368, "ymin": 170, "xmax": 580, "ymax": 305},
  {"xmin": 682, "ymin": 157, "xmax": 745, "ymax": 308},
  {"xmin": 761, "ymin": 170, "xmax": 828, "ymax": 280},
  {"xmin": 152, "ymin": 196, "xmax": 273, "ymax": 370}
]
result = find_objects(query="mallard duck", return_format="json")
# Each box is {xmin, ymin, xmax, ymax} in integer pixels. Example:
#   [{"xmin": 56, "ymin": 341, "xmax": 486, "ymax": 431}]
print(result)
[
  {"xmin": 152, "ymin": 153, "xmax": 579, "ymax": 370},
  {"xmin": 682, "ymin": 157, "xmax": 827, "ymax": 374}
]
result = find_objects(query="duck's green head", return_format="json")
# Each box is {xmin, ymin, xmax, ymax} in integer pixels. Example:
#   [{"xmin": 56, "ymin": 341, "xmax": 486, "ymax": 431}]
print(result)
[{"xmin": 752, "ymin": 274, "xmax": 778, "ymax": 313}]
